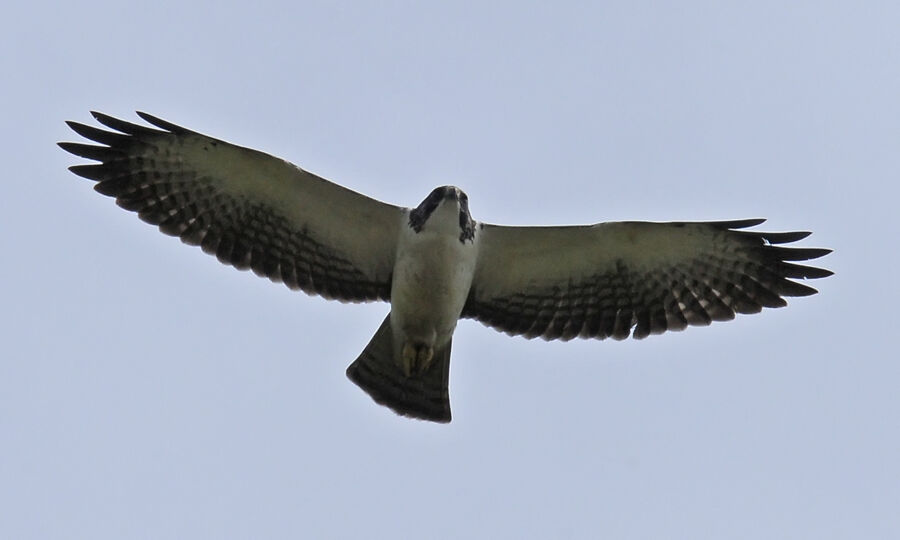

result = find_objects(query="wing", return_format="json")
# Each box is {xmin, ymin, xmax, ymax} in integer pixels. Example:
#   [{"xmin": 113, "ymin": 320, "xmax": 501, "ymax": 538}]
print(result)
[
  {"xmin": 463, "ymin": 219, "xmax": 831, "ymax": 340},
  {"xmin": 60, "ymin": 112, "xmax": 403, "ymax": 302}
]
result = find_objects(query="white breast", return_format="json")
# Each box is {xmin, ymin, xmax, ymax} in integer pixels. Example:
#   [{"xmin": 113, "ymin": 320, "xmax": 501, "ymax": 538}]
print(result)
[{"xmin": 390, "ymin": 203, "xmax": 479, "ymax": 349}]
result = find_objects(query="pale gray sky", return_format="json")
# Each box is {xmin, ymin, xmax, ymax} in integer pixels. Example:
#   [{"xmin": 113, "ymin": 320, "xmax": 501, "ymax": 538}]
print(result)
[{"xmin": 2, "ymin": 1, "xmax": 898, "ymax": 538}]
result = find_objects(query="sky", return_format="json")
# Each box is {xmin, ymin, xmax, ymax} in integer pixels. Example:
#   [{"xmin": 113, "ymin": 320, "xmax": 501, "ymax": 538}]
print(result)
[{"xmin": 2, "ymin": 1, "xmax": 898, "ymax": 538}]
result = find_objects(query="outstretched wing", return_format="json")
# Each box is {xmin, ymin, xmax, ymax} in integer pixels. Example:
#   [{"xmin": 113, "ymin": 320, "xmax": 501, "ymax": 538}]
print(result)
[
  {"xmin": 463, "ymin": 219, "xmax": 831, "ymax": 340},
  {"xmin": 60, "ymin": 112, "xmax": 403, "ymax": 302}
]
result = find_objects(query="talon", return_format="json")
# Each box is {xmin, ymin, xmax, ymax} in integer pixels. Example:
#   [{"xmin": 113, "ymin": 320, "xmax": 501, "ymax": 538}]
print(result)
[
  {"xmin": 401, "ymin": 341, "xmax": 434, "ymax": 376},
  {"xmin": 416, "ymin": 345, "xmax": 434, "ymax": 373}
]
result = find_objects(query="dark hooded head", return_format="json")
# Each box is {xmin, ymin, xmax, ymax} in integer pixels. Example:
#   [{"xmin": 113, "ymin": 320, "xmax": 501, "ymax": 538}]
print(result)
[{"xmin": 408, "ymin": 185, "xmax": 476, "ymax": 243}]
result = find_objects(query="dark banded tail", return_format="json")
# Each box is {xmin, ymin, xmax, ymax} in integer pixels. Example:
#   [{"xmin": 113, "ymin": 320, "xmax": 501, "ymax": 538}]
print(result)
[{"xmin": 346, "ymin": 314, "xmax": 452, "ymax": 423}]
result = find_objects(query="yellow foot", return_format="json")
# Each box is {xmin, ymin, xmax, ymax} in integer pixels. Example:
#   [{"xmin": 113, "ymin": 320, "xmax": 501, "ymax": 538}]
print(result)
[{"xmin": 401, "ymin": 341, "xmax": 435, "ymax": 376}]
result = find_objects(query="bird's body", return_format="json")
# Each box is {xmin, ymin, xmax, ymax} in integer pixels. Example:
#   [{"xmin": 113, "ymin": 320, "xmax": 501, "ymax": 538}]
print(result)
[
  {"xmin": 60, "ymin": 112, "xmax": 832, "ymax": 423},
  {"xmin": 391, "ymin": 189, "xmax": 478, "ymax": 374},
  {"xmin": 345, "ymin": 188, "xmax": 480, "ymax": 420}
]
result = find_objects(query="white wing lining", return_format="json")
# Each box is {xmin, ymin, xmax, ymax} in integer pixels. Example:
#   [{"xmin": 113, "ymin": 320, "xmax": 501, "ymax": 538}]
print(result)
[
  {"xmin": 463, "ymin": 220, "xmax": 831, "ymax": 340},
  {"xmin": 60, "ymin": 112, "xmax": 404, "ymax": 302}
]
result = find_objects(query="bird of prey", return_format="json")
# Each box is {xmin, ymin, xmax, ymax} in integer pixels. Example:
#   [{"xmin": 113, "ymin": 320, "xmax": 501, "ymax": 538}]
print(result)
[{"xmin": 59, "ymin": 111, "xmax": 832, "ymax": 423}]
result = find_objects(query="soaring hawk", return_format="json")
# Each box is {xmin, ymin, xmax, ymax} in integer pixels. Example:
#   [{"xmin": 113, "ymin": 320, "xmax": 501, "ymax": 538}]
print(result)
[{"xmin": 59, "ymin": 112, "xmax": 832, "ymax": 423}]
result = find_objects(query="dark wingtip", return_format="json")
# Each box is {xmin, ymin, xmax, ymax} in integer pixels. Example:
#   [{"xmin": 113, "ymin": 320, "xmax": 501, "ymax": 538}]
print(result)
[
  {"xmin": 68, "ymin": 164, "xmax": 101, "ymax": 180},
  {"xmin": 805, "ymin": 248, "xmax": 832, "ymax": 259},
  {"xmin": 134, "ymin": 111, "xmax": 188, "ymax": 134},
  {"xmin": 729, "ymin": 218, "xmax": 766, "ymax": 229},
  {"xmin": 58, "ymin": 141, "xmax": 121, "ymax": 161},
  {"xmin": 64, "ymin": 120, "xmax": 90, "ymax": 135},
  {"xmin": 704, "ymin": 218, "xmax": 766, "ymax": 230},
  {"xmin": 767, "ymin": 246, "xmax": 832, "ymax": 261},
  {"xmin": 781, "ymin": 262, "xmax": 833, "ymax": 279},
  {"xmin": 64, "ymin": 120, "xmax": 131, "ymax": 145},
  {"xmin": 763, "ymin": 230, "xmax": 812, "ymax": 244},
  {"xmin": 90, "ymin": 110, "xmax": 167, "ymax": 136},
  {"xmin": 780, "ymin": 280, "xmax": 821, "ymax": 297}
]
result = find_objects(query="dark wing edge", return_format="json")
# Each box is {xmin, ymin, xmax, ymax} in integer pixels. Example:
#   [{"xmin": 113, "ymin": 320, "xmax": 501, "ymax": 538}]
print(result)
[
  {"xmin": 59, "ymin": 111, "xmax": 400, "ymax": 303},
  {"xmin": 462, "ymin": 219, "xmax": 832, "ymax": 341}
]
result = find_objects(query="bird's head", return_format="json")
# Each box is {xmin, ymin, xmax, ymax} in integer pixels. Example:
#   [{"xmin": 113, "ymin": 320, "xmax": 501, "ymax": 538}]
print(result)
[{"xmin": 409, "ymin": 185, "xmax": 476, "ymax": 242}]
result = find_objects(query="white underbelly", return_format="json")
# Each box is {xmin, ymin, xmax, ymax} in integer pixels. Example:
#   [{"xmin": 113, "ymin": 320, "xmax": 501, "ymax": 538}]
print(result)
[{"xmin": 390, "ymin": 230, "xmax": 478, "ymax": 348}]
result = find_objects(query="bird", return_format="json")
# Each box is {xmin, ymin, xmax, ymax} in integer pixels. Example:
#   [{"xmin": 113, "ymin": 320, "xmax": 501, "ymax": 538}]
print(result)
[{"xmin": 59, "ymin": 111, "xmax": 832, "ymax": 423}]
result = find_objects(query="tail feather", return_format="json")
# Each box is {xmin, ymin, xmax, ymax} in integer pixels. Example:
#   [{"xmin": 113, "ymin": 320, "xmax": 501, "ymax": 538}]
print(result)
[{"xmin": 346, "ymin": 315, "xmax": 452, "ymax": 423}]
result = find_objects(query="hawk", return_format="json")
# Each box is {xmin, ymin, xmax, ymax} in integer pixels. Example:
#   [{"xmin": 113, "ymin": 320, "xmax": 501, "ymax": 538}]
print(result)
[{"xmin": 60, "ymin": 112, "xmax": 832, "ymax": 423}]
